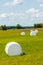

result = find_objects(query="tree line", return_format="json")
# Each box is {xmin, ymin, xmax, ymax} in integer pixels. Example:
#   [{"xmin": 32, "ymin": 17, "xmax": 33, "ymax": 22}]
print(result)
[
  {"xmin": 34, "ymin": 23, "xmax": 43, "ymax": 28},
  {"xmin": 0, "ymin": 23, "xmax": 43, "ymax": 30},
  {"xmin": 0, "ymin": 24, "xmax": 33, "ymax": 30}
]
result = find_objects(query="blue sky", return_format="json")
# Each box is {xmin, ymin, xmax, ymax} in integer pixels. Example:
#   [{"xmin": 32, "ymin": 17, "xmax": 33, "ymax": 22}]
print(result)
[{"xmin": 0, "ymin": 0, "xmax": 43, "ymax": 26}]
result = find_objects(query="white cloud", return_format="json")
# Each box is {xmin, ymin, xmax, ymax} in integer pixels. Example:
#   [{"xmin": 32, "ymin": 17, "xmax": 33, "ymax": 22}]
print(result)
[
  {"xmin": 40, "ymin": 4, "xmax": 43, "ymax": 7},
  {"xmin": 5, "ymin": 0, "xmax": 23, "ymax": 6},
  {"xmin": 0, "ymin": 11, "xmax": 43, "ymax": 26},
  {"xmin": 38, "ymin": 11, "xmax": 43, "ymax": 18},
  {"xmin": 25, "ymin": 8, "xmax": 43, "ymax": 23},
  {"xmin": 37, "ymin": 0, "xmax": 43, "ymax": 2},
  {"xmin": 8, "ymin": 13, "xmax": 14, "ymax": 16},
  {"xmin": 8, "ymin": 13, "xmax": 25, "ymax": 17},
  {"xmin": 0, "ymin": 11, "xmax": 43, "ymax": 25},
  {"xmin": 0, "ymin": 13, "xmax": 7, "ymax": 18},
  {"xmin": 14, "ymin": 13, "xmax": 25, "ymax": 16},
  {"xmin": 13, "ymin": 0, "xmax": 23, "ymax": 5},
  {"xmin": 26, "ymin": 8, "xmax": 39, "ymax": 14},
  {"xmin": 0, "ymin": 12, "xmax": 25, "ymax": 18},
  {"xmin": 0, "ymin": 13, "xmax": 14, "ymax": 18},
  {"xmin": 5, "ymin": 2, "xmax": 10, "ymax": 6},
  {"xmin": 32, "ymin": 12, "xmax": 43, "ymax": 18}
]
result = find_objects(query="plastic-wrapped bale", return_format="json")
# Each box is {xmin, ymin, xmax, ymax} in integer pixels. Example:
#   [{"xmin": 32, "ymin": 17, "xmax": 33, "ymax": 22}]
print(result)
[
  {"xmin": 30, "ymin": 31, "xmax": 36, "ymax": 36},
  {"xmin": 35, "ymin": 30, "xmax": 38, "ymax": 33},
  {"xmin": 5, "ymin": 42, "xmax": 23, "ymax": 56},
  {"xmin": 20, "ymin": 32, "xmax": 25, "ymax": 36}
]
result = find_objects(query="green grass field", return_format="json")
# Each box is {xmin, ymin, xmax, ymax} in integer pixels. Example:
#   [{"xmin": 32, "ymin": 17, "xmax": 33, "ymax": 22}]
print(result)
[{"xmin": 0, "ymin": 29, "xmax": 43, "ymax": 65}]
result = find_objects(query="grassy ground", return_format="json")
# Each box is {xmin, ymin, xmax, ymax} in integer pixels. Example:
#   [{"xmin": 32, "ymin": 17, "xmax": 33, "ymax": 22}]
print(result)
[{"xmin": 0, "ymin": 29, "xmax": 43, "ymax": 65}]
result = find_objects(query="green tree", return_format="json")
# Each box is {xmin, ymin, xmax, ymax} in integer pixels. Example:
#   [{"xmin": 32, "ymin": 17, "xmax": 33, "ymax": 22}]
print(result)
[
  {"xmin": 34, "ymin": 23, "xmax": 42, "ymax": 28},
  {"xmin": 37, "ymin": 24, "xmax": 42, "ymax": 28},
  {"xmin": 16, "ymin": 24, "xmax": 22, "ymax": 29},
  {"xmin": 0, "ymin": 25, "xmax": 7, "ymax": 30},
  {"xmin": 34, "ymin": 24, "xmax": 37, "ymax": 28}
]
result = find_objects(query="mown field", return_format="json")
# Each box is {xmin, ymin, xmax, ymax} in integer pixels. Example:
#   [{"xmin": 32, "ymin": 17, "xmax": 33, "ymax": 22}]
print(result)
[{"xmin": 0, "ymin": 29, "xmax": 43, "ymax": 65}]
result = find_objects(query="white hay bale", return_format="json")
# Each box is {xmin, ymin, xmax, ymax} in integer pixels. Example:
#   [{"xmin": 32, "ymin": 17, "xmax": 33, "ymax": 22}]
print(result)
[
  {"xmin": 20, "ymin": 32, "xmax": 25, "ymax": 36},
  {"xmin": 35, "ymin": 30, "xmax": 38, "ymax": 33},
  {"xmin": 30, "ymin": 31, "xmax": 36, "ymax": 36},
  {"xmin": 5, "ymin": 42, "xmax": 22, "ymax": 56}
]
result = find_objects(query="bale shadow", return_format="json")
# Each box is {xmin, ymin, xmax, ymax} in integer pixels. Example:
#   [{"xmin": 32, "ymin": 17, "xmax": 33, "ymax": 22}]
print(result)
[{"xmin": 20, "ymin": 52, "xmax": 26, "ymax": 56}]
